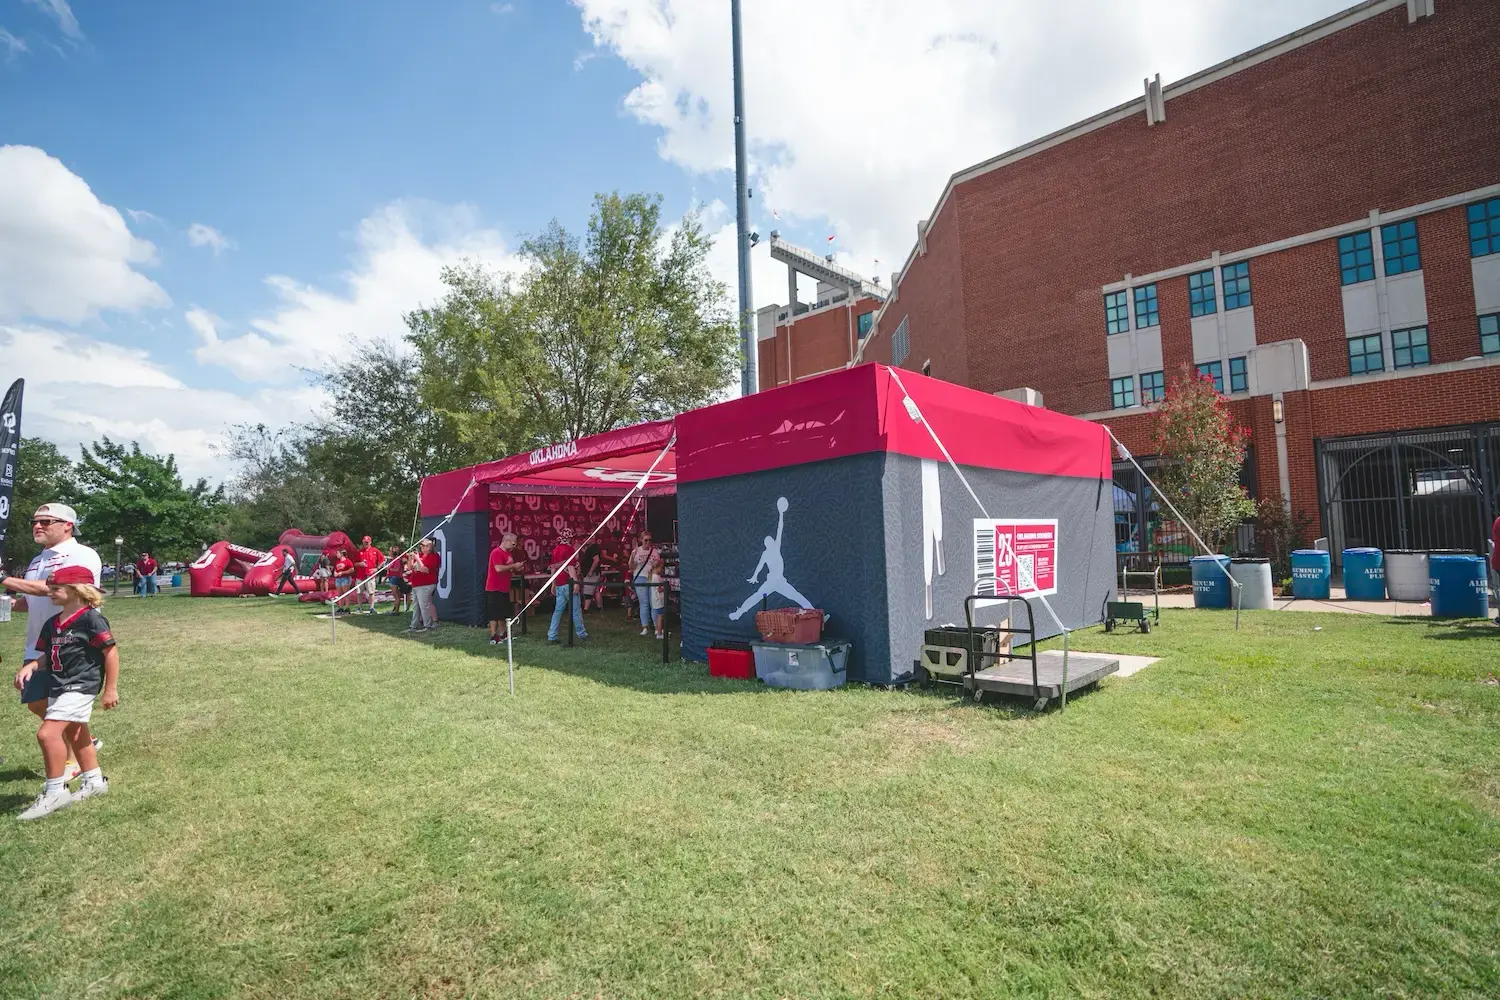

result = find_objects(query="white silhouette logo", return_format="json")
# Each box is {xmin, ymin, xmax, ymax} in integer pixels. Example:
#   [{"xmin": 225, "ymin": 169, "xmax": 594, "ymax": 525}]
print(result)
[
  {"xmin": 729, "ymin": 497, "xmax": 812, "ymax": 621},
  {"xmin": 583, "ymin": 466, "xmax": 676, "ymax": 485},
  {"xmin": 0, "ymin": 496, "xmax": 8, "ymax": 521},
  {"xmin": 1, "ymin": 411, "xmax": 14, "ymax": 432}
]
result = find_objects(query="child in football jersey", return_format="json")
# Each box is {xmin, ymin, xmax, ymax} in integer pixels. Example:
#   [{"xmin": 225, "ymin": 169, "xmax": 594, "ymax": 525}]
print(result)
[{"xmin": 12, "ymin": 565, "xmax": 120, "ymax": 820}]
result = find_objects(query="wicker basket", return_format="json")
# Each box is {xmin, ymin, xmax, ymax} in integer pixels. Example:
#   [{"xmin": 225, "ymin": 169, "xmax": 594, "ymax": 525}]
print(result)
[{"xmin": 755, "ymin": 608, "xmax": 825, "ymax": 644}]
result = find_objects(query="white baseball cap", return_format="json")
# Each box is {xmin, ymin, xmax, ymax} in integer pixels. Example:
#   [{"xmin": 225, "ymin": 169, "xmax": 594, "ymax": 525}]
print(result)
[{"xmin": 34, "ymin": 502, "xmax": 78, "ymax": 524}]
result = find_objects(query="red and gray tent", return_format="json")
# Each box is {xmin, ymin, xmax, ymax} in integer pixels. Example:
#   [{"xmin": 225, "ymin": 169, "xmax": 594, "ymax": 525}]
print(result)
[{"xmin": 420, "ymin": 364, "xmax": 1115, "ymax": 684}]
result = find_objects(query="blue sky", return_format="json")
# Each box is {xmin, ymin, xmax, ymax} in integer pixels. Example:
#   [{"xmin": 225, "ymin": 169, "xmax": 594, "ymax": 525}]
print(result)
[{"xmin": 0, "ymin": 0, "xmax": 1350, "ymax": 481}]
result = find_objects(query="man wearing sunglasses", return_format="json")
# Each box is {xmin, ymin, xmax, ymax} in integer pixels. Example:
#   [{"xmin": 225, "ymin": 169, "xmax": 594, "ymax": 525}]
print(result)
[{"xmin": 3, "ymin": 504, "xmax": 104, "ymax": 727}]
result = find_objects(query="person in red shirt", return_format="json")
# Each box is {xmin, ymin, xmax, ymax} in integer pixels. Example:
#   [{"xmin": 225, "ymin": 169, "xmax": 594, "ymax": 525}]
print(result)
[
  {"xmin": 486, "ymin": 532, "xmax": 523, "ymax": 645},
  {"xmin": 353, "ymin": 535, "xmax": 384, "ymax": 615},
  {"xmin": 385, "ymin": 547, "xmax": 410, "ymax": 616},
  {"xmin": 546, "ymin": 527, "xmax": 588, "ymax": 643},
  {"xmin": 134, "ymin": 551, "xmax": 158, "ymax": 597},
  {"xmin": 405, "ymin": 537, "xmax": 441, "ymax": 632},
  {"xmin": 333, "ymin": 549, "xmax": 355, "ymax": 609}
]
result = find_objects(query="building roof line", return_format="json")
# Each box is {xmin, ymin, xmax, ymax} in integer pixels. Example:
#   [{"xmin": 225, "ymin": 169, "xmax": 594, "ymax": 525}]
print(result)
[{"xmin": 861, "ymin": 0, "xmax": 1404, "ymax": 360}]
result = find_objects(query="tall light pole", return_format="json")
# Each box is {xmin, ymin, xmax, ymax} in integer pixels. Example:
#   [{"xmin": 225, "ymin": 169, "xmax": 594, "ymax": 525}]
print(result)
[
  {"xmin": 114, "ymin": 536, "xmax": 123, "ymax": 597},
  {"xmin": 731, "ymin": 0, "xmax": 756, "ymax": 396}
]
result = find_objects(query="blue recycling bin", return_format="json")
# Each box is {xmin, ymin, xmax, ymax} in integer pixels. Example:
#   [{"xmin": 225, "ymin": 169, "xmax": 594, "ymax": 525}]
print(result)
[
  {"xmin": 1342, "ymin": 547, "xmax": 1385, "ymax": 600},
  {"xmin": 1290, "ymin": 549, "xmax": 1331, "ymax": 600},
  {"xmin": 1190, "ymin": 555, "xmax": 1232, "ymax": 609},
  {"xmin": 1429, "ymin": 554, "xmax": 1488, "ymax": 618}
]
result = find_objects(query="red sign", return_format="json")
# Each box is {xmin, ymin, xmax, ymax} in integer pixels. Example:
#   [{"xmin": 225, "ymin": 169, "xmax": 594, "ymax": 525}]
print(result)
[{"xmin": 973, "ymin": 518, "xmax": 1058, "ymax": 597}]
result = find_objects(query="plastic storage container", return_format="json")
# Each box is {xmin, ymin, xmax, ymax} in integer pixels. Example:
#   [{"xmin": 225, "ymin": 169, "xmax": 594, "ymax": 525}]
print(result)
[
  {"xmin": 752, "ymin": 640, "xmax": 850, "ymax": 690},
  {"xmin": 1290, "ymin": 549, "xmax": 1332, "ymax": 600},
  {"xmin": 1190, "ymin": 555, "xmax": 1233, "ymax": 608},
  {"xmin": 707, "ymin": 643, "xmax": 756, "ymax": 679},
  {"xmin": 1383, "ymin": 550, "xmax": 1430, "ymax": 602},
  {"xmin": 1429, "ymin": 554, "xmax": 1488, "ymax": 618},
  {"xmin": 1229, "ymin": 558, "xmax": 1274, "ymax": 609},
  {"xmin": 1341, "ymin": 548, "xmax": 1385, "ymax": 600}
]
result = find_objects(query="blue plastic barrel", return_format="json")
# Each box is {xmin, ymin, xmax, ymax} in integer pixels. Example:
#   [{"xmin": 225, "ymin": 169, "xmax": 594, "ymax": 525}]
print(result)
[
  {"xmin": 1429, "ymin": 554, "xmax": 1488, "ymax": 618},
  {"xmin": 1290, "ymin": 549, "xmax": 1331, "ymax": 600},
  {"xmin": 1342, "ymin": 547, "xmax": 1385, "ymax": 600},
  {"xmin": 1190, "ymin": 555, "xmax": 1232, "ymax": 608}
]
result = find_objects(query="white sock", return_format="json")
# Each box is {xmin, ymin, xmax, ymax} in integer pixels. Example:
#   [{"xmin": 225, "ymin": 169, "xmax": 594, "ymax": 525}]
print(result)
[
  {"xmin": 80, "ymin": 768, "xmax": 103, "ymax": 785},
  {"xmin": 44, "ymin": 776, "xmax": 65, "ymax": 795}
]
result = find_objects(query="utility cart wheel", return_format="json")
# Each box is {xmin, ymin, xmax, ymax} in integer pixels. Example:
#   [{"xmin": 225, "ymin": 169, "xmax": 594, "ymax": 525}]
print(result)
[
  {"xmin": 972, "ymin": 688, "xmax": 984, "ymax": 703},
  {"xmin": 1104, "ymin": 619, "xmax": 1115, "ymax": 633},
  {"xmin": 1141, "ymin": 619, "xmax": 1151, "ymax": 634},
  {"xmin": 1033, "ymin": 697, "xmax": 1050, "ymax": 712}
]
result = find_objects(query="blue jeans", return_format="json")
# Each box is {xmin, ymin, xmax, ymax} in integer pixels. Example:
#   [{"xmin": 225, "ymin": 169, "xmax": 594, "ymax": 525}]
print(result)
[
  {"xmin": 138, "ymin": 575, "xmax": 157, "ymax": 596},
  {"xmin": 548, "ymin": 584, "xmax": 586, "ymax": 640},
  {"xmin": 633, "ymin": 574, "xmax": 652, "ymax": 627}
]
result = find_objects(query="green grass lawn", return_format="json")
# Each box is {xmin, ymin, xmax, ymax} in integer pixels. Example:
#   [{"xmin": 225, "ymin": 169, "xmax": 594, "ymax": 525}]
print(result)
[{"xmin": 1, "ymin": 597, "xmax": 1497, "ymax": 999}]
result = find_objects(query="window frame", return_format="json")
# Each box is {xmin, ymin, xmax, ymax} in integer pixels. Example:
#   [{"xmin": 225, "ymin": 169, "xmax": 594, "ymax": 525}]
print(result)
[
  {"xmin": 1228, "ymin": 356, "xmax": 1248, "ymax": 394},
  {"xmin": 1390, "ymin": 326, "xmax": 1429, "ymax": 370},
  {"xmin": 1132, "ymin": 284, "xmax": 1159, "ymax": 329},
  {"xmin": 1196, "ymin": 360, "xmax": 1225, "ymax": 394},
  {"xmin": 1347, "ymin": 333, "xmax": 1384, "ymax": 375},
  {"xmin": 1104, "ymin": 290, "xmax": 1130, "ymax": 335},
  {"xmin": 1338, "ymin": 231, "xmax": 1375, "ymax": 285},
  {"xmin": 1469, "ymin": 198, "xmax": 1500, "ymax": 258},
  {"xmin": 1221, "ymin": 261, "xmax": 1252, "ymax": 310},
  {"xmin": 856, "ymin": 311, "xmax": 874, "ymax": 338},
  {"xmin": 1478, "ymin": 313, "xmax": 1500, "ymax": 357},
  {"xmin": 1110, "ymin": 375, "xmax": 1136, "ymax": 410},
  {"xmin": 1188, "ymin": 270, "xmax": 1217, "ymax": 318},
  {"xmin": 1139, "ymin": 370, "xmax": 1165, "ymax": 404},
  {"xmin": 1380, "ymin": 220, "xmax": 1421, "ymax": 276},
  {"xmin": 891, "ymin": 316, "xmax": 910, "ymax": 365}
]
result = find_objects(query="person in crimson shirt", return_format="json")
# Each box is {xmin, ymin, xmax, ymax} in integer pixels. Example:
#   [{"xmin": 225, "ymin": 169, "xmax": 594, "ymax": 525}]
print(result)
[
  {"xmin": 405, "ymin": 537, "xmax": 441, "ymax": 632},
  {"xmin": 546, "ymin": 527, "xmax": 588, "ymax": 643},
  {"xmin": 332, "ymin": 549, "xmax": 355, "ymax": 609},
  {"xmin": 486, "ymin": 533, "xmax": 523, "ymax": 645},
  {"xmin": 353, "ymin": 535, "xmax": 383, "ymax": 615},
  {"xmin": 385, "ymin": 547, "xmax": 410, "ymax": 616},
  {"xmin": 134, "ymin": 551, "xmax": 158, "ymax": 597}
]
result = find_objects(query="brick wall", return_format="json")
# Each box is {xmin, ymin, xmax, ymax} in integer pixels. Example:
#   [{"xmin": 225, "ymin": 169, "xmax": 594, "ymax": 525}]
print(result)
[
  {"xmin": 1308, "ymin": 364, "xmax": 1500, "ymax": 439},
  {"xmin": 1419, "ymin": 206, "xmax": 1482, "ymax": 365},
  {"xmin": 756, "ymin": 299, "xmax": 884, "ymax": 390},
  {"xmin": 886, "ymin": 0, "xmax": 1500, "ymax": 416}
]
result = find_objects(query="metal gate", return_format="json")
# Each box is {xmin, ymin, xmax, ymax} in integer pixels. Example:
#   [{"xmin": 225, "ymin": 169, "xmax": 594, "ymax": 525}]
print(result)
[
  {"xmin": 1112, "ymin": 449, "xmax": 1257, "ymax": 564},
  {"xmin": 1316, "ymin": 423, "xmax": 1498, "ymax": 565}
]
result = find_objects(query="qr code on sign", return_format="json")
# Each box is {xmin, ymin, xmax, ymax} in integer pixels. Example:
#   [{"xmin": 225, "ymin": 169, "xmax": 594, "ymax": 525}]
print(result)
[{"xmin": 1017, "ymin": 554, "xmax": 1035, "ymax": 589}]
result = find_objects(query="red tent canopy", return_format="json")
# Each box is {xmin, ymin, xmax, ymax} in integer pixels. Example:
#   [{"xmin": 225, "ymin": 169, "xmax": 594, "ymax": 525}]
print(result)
[{"xmin": 420, "ymin": 418, "xmax": 677, "ymax": 516}]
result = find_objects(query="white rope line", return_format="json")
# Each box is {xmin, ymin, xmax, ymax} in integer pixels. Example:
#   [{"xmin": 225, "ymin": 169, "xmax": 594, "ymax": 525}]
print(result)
[
  {"xmin": 885, "ymin": 368, "xmax": 1074, "ymax": 704},
  {"xmin": 505, "ymin": 434, "xmax": 678, "ymax": 693}
]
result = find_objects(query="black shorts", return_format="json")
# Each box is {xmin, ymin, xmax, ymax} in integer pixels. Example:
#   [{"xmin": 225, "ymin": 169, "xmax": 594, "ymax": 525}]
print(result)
[
  {"xmin": 486, "ymin": 589, "xmax": 513, "ymax": 621},
  {"xmin": 390, "ymin": 577, "xmax": 412, "ymax": 595}
]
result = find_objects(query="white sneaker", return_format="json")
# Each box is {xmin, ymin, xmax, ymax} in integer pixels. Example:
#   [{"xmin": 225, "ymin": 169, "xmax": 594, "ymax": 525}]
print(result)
[
  {"xmin": 75, "ymin": 777, "xmax": 110, "ymax": 802},
  {"xmin": 92, "ymin": 737, "xmax": 104, "ymax": 753},
  {"xmin": 18, "ymin": 787, "xmax": 74, "ymax": 821},
  {"xmin": 640, "ymin": 627, "xmax": 649, "ymax": 636}
]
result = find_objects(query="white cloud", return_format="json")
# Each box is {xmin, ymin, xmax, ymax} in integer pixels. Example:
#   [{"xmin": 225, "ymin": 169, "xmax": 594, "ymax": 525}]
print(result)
[
  {"xmin": 125, "ymin": 208, "xmax": 162, "ymax": 226},
  {"xmin": 193, "ymin": 199, "xmax": 519, "ymax": 384},
  {"xmin": 491, "ymin": 2, "xmax": 516, "ymax": 13},
  {"xmin": 0, "ymin": 27, "xmax": 27, "ymax": 57},
  {"xmin": 0, "ymin": 145, "xmax": 170, "ymax": 324},
  {"xmin": 23, "ymin": 0, "xmax": 80, "ymax": 40},
  {"xmin": 0, "ymin": 325, "xmax": 317, "ymax": 483},
  {"xmin": 571, "ymin": 0, "xmax": 1351, "ymax": 307},
  {"xmin": 187, "ymin": 222, "xmax": 235, "ymax": 254}
]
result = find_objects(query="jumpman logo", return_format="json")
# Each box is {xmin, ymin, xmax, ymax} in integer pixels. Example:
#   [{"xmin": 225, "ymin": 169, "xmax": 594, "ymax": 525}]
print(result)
[{"xmin": 729, "ymin": 497, "xmax": 813, "ymax": 621}]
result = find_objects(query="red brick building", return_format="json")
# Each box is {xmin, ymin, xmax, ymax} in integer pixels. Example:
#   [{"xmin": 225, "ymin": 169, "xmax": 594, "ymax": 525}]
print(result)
[
  {"xmin": 757, "ymin": 235, "xmax": 885, "ymax": 389},
  {"xmin": 858, "ymin": 0, "xmax": 1500, "ymax": 563}
]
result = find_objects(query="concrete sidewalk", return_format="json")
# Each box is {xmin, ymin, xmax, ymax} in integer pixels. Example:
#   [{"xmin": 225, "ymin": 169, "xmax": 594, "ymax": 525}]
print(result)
[{"xmin": 1140, "ymin": 588, "xmax": 1450, "ymax": 616}]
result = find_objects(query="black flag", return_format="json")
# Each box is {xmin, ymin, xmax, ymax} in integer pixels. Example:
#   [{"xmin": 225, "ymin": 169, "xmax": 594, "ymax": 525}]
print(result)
[{"xmin": 0, "ymin": 378, "xmax": 22, "ymax": 564}]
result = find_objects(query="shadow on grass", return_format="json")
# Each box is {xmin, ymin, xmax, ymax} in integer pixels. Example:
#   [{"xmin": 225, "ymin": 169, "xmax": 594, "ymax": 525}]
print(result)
[{"xmin": 1381, "ymin": 617, "xmax": 1499, "ymax": 641}]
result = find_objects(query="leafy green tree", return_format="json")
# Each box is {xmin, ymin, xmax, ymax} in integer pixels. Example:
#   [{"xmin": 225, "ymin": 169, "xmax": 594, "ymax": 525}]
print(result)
[
  {"xmin": 220, "ymin": 424, "xmax": 346, "ymax": 550},
  {"xmin": 407, "ymin": 192, "xmax": 738, "ymax": 447},
  {"xmin": 1151, "ymin": 366, "xmax": 1257, "ymax": 553},
  {"xmin": 72, "ymin": 438, "xmax": 226, "ymax": 561},
  {"xmin": 4, "ymin": 437, "xmax": 79, "ymax": 570}
]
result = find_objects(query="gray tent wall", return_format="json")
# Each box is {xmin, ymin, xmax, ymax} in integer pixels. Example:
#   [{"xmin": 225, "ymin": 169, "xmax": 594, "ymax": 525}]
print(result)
[{"xmin": 424, "ymin": 510, "xmax": 488, "ymax": 627}]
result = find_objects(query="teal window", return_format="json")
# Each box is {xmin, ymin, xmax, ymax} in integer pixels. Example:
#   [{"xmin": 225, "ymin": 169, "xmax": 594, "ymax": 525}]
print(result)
[
  {"xmin": 1391, "ymin": 327, "xmax": 1429, "ymax": 369},
  {"xmin": 1188, "ymin": 270, "xmax": 1216, "ymax": 317},
  {"xmin": 1381, "ymin": 220, "xmax": 1420, "ymax": 275},
  {"xmin": 1348, "ymin": 334, "xmax": 1383, "ymax": 374},
  {"xmin": 1469, "ymin": 198, "xmax": 1500, "ymax": 257},
  {"xmin": 1140, "ymin": 370, "xmax": 1165, "ymax": 403},
  {"xmin": 1105, "ymin": 291, "xmax": 1129, "ymax": 334},
  {"xmin": 1338, "ymin": 231, "xmax": 1374, "ymax": 284},
  {"xmin": 1133, "ymin": 284, "xmax": 1159, "ymax": 328},
  {"xmin": 1482, "ymin": 314, "xmax": 1500, "ymax": 356},
  {"xmin": 1228, "ymin": 356, "xmax": 1248, "ymax": 393},
  {"xmin": 1197, "ymin": 360, "xmax": 1224, "ymax": 393},
  {"xmin": 1110, "ymin": 376, "xmax": 1135, "ymax": 409},
  {"xmin": 857, "ymin": 312, "xmax": 873, "ymax": 338},
  {"xmin": 1221, "ymin": 261, "xmax": 1251, "ymax": 310}
]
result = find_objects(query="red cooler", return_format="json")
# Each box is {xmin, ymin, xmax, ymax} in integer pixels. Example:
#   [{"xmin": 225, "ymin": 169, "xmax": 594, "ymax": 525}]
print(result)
[{"xmin": 707, "ymin": 643, "xmax": 756, "ymax": 679}]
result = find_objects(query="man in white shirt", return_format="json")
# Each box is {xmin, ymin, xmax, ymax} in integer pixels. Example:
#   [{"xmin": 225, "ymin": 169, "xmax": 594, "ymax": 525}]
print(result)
[{"xmin": 3, "ymin": 503, "xmax": 103, "ymax": 718}]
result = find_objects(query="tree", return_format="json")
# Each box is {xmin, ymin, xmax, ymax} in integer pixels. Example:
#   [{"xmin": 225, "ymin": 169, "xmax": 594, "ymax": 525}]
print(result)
[
  {"xmin": 407, "ymin": 192, "xmax": 738, "ymax": 447},
  {"xmin": 1151, "ymin": 365, "xmax": 1257, "ymax": 553},
  {"xmin": 4, "ymin": 437, "xmax": 78, "ymax": 570},
  {"xmin": 73, "ymin": 438, "xmax": 227, "ymax": 561},
  {"xmin": 220, "ymin": 424, "xmax": 346, "ymax": 550}
]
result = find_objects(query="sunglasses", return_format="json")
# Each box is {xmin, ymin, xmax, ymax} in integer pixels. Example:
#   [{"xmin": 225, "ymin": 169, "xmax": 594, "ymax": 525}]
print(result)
[{"xmin": 31, "ymin": 518, "xmax": 65, "ymax": 527}]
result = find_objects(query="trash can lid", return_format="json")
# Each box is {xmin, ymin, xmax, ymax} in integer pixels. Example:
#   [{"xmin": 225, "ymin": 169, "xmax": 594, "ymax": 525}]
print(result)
[
  {"xmin": 1342, "ymin": 546, "xmax": 1382, "ymax": 554},
  {"xmin": 1230, "ymin": 557, "xmax": 1270, "ymax": 564},
  {"xmin": 1190, "ymin": 554, "xmax": 1230, "ymax": 562},
  {"xmin": 1291, "ymin": 549, "xmax": 1329, "ymax": 556}
]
